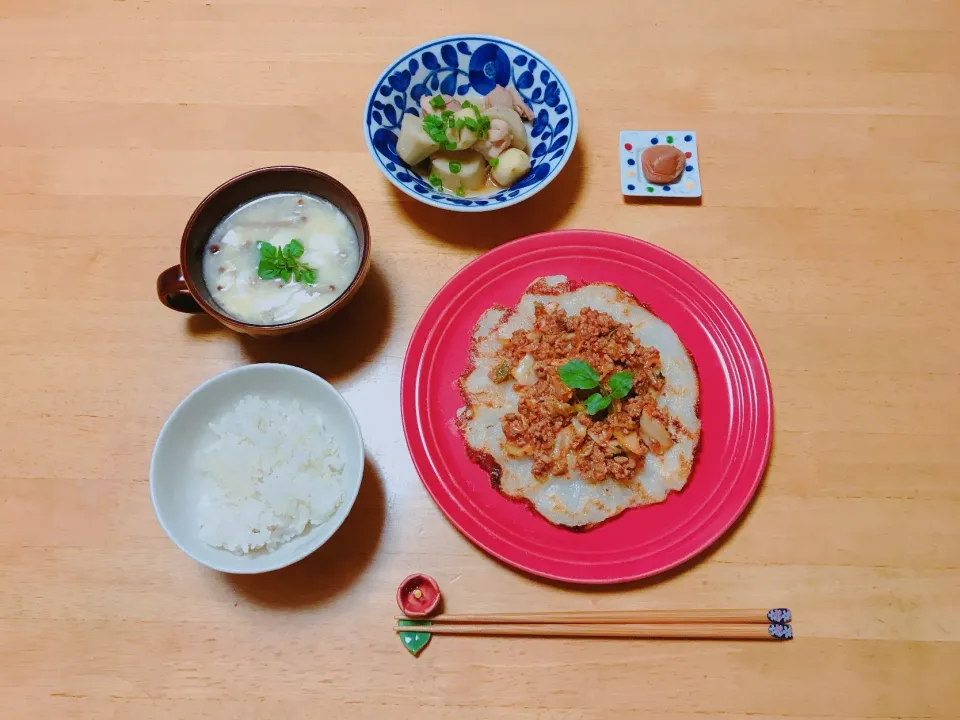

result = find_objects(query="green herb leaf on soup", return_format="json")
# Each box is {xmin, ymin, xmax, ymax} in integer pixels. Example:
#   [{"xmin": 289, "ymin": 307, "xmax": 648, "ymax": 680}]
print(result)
[
  {"xmin": 286, "ymin": 238, "xmax": 304, "ymax": 258},
  {"xmin": 258, "ymin": 241, "xmax": 278, "ymax": 261},
  {"xmin": 258, "ymin": 261, "xmax": 279, "ymax": 279},
  {"xmin": 607, "ymin": 371, "xmax": 634, "ymax": 399},
  {"xmin": 255, "ymin": 240, "xmax": 318, "ymax": 285},
  {"xmin": 429, "ymin": 94, "xmax": 446, "ymax": 109},
  {"xmin": 558, "ymin": 360, "xmax": 601, "ymax": 390},
  {"xmin": 584, "ymin": 393, "xmax": 612, "ymax": 415}
]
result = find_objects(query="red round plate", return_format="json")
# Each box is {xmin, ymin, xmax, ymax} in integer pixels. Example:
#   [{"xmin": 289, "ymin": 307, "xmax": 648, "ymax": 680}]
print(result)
[{"xmin": 401, "ymin": 230, "xmax": 772, "ymax": 584}]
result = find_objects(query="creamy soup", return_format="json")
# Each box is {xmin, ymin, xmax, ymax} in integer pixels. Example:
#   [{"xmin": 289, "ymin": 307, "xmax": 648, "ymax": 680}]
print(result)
[{"xmin": 202, "ymin": 193, "xmax": 361, "ymax": 325}]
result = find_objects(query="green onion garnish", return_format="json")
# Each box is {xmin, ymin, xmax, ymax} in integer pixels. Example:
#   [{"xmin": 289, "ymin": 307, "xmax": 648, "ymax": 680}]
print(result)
[
  {"xmin": 449, "ymin": 160, "xmax": 462, "ymax": 174},
  {"xmin": 489, "ymin": 157, "xmax": 499, "ymax": 168},
  {"xmin": 422, "ymin": 114, "xmax": 448, "ymax": 145},
  {"xmin": 428, "ymin": 172, "xmax": 443, "ymax": 188},
  {"xmin": 455, "ymin": 185, "xmax": 466, "ymax": 197},
  {"xmin": 477, "ymin": 114, "xmax": 491, "ymax": 139},
  {"xmin": 429, "ymin": 95, "xmax": 446, "ymax": 109}
]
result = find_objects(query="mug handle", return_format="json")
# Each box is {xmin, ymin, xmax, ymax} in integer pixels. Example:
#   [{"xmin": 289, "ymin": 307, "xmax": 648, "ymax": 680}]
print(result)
[{"xmin": 157, "ymin": 265, "xmax": 203, "ymax": 313}]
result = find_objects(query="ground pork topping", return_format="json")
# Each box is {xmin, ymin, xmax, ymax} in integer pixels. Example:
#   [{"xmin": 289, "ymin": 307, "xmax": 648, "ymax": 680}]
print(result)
[{"xmin": 495, "ymin": 302, "xmax": 675, "ymax": 483}]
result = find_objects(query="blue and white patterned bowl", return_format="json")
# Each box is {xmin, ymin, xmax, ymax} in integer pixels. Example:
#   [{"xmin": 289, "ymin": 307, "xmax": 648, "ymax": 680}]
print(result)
[{"xmin": 363, "ymin": 35, "xmax": 578, "ymax": 212}]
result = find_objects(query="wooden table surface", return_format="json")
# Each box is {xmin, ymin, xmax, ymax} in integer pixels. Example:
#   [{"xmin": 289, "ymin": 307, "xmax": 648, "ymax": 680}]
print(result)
[{"xmin": 3, "ymin": 1, "xmax": 959, "ymax": 718}]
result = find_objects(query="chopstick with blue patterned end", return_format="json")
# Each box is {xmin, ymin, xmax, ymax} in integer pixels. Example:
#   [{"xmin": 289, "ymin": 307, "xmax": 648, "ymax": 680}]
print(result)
[
  {"xmin": 399, "ymin": 607, "xmax": 793, "ymax": 626},
  {"xmin": 767, "ymin": 608, "xmax": 792, "ymax": 624},
  {"xmin": 768, "ymin": 622, "xmax": 793, "ymax": 640}
]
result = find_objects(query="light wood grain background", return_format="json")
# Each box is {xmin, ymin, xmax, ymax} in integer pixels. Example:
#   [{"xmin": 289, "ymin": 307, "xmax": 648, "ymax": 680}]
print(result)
[{"xmin": 2, "ymin": 0, "xmax": 959, "ymax": 718}]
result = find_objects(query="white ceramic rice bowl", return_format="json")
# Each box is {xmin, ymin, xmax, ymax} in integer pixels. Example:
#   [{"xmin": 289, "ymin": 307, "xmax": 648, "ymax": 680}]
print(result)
[{"xmin": 150, "ymin": 363, "xmax": 364, "ymax": 574}]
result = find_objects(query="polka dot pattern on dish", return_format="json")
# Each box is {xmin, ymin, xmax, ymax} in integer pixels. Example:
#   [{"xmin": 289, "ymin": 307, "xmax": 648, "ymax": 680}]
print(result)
[{"xmin": 619, "ymin": 130, "xmax": 701, "ymax": 199}]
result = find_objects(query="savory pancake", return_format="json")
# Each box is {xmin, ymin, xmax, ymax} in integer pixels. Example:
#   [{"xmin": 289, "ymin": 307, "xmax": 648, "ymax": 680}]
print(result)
[{"xmin": 457, "ymin": 276, "xmax": 700, "ymax": 528}]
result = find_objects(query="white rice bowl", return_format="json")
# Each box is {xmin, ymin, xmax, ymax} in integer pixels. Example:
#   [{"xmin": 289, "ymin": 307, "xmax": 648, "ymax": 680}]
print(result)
[{"xmin": 150, "ymin": 364, "xmax": 364, "ymax": 574}]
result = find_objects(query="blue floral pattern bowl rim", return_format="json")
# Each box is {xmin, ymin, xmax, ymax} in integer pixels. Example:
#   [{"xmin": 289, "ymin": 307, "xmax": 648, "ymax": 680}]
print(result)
[{"xmin": 363, "ymin": 34, "xmax": 579, "ymax": 213}]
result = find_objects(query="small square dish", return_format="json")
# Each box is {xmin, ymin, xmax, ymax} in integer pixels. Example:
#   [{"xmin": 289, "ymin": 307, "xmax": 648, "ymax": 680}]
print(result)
[{"xmin": 620, "ymin": 130, "xmax": 701, "ymax": 198}]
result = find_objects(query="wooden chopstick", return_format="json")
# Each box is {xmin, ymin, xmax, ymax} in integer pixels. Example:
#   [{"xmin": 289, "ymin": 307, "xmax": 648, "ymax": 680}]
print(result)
[
  {"xmin": 396, "ymin": 608, "xmax": 790, "ymax": 625},
  {"xmin": 394, "ymin": 622, "xmax": 792, "ymax": 641}
]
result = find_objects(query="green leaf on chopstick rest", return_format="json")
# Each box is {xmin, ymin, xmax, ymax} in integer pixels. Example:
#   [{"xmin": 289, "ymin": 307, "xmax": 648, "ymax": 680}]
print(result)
[{"xmin": 398, "ymin": 619, "xmax": 432, "ymax": 656}]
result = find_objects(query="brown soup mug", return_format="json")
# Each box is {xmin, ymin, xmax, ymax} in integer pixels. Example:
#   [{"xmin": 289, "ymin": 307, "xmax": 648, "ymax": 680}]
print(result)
[{"xmin": 157, "ymin": 166, "xmax": 371, "ymax": 336}]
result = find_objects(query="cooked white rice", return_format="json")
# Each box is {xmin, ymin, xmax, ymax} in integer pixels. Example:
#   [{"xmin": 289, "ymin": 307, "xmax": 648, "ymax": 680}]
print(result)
[{"xmin": 196, "ymin": 394, "xmax": 345, "ymax": 554}]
